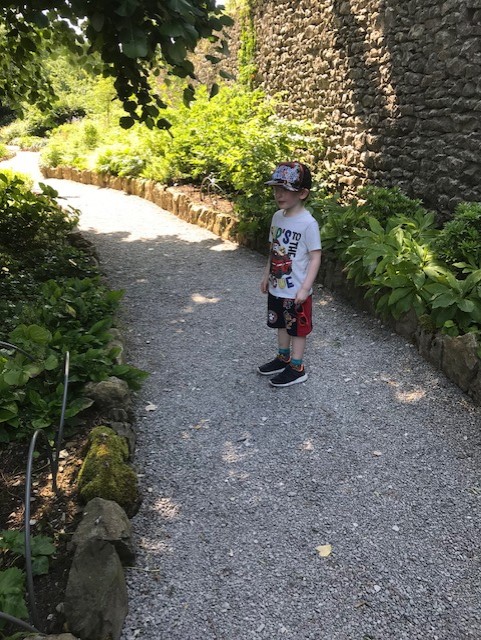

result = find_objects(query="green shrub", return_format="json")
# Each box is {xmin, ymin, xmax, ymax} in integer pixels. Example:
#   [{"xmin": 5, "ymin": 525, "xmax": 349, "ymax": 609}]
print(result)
[
  {"xmin": 41, "ymin": 84, "xmax": 326, "ymax": 241},
  {"xmin": 0, "ymin": 530, "xmax": 55, "ymax": 576},
  {"xmin": 0, "ymin": 170, "xmax": 33, "ymax": 191},
  {"xmin": 12, "ymin": 135, "xmax": 48, "ymax": 151},
  {"xmin": 0, "ymin": 143, "xmax": 13, "ymax": 161},
  {"xmin": 434, "ymin": 201, "xmax": 481, "ymax": 269},
  {"xmin": 0, "ymin": 176, "xmax": 78, "ymax": 257},
  {"xmin": 95, "ymin": 144, "xmax": 145, "ymax": 177},
  {"xmin": 319, "ymin": 186, "xmax": 431, "ymax": 259},
  {"xmin": 0, "ymin": 568, "xmax": 28, "ymax": 629}
]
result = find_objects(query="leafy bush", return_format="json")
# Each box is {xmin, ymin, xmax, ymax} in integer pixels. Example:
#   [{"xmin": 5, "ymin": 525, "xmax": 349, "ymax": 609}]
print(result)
[
  {"xmin": 95, "ymin": 144, "xmax": 145, "ymax": 177},
  {"xmin": 0, "ymin": 143, "xmax": 13, "ymax": 161},
  {"xmin": 0, "ymin": 170, "xmax": 33, "ymax": 191},
  {"xmin": 319, "ymin": 186, "xmax": 431, "ymax": 259},
  {"xmin": 0, "ymin": 530, "xmax": 55, "ymax": 577},
  {"xmin": 433, "ymin": 201, "xmax": 481, "ymax": 269},
  {"xmin": 0, "ymin": 530, "xmax": 55, "ymax": 633},
  {"xmin": 0, "ymin": 176, "xmax": 77, "ymax": 255},
  {"xmin": 11, "ymin": 135, "xmax": 48, "ymax": 151},
  {"xmin": 0, "ymin": 567, "xmax": 28, "ymax": 629}
]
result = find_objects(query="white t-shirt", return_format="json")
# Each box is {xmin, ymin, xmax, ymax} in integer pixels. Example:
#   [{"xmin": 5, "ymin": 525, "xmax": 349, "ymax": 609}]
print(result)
[{"xmin": 268, "ymin": 208, "xmax": 322, "ymax": 298}]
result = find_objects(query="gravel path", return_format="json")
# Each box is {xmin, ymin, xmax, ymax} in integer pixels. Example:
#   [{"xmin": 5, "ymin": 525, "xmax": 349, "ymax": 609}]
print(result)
[{"xmin": 4, "ymin": 153, "xmax": 481, "ymax": 639}]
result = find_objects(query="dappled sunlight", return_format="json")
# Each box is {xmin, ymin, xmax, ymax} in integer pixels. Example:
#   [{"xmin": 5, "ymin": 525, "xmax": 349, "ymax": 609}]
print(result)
[
  {"xmin": 152, "ymin": 496, "xmax": 181, "ymax": 521},
  {"xmin": 209, "ymin": 242, "xmax": 237, "ymax": 252},
  {"xmin": 226, "ymin": 469, "xmax": 250, "ymax": 481},
  {"xmin": 378, "ymin": 374, "xmax": 427, "ymax": 404},
  {"xmin": 222, "ymin": 441, "xmax": 248, "ymax": 464},
  {"xmin": 137, "ymin": 536, "xmax": 171, "ymax": 554},
  {"xmin": 300, "ymin": 439, "xmax": 315, "ymax": 452},
  {"xmin": 395, "ymin": 388, "xmax": 426, "ymax": 403},
  {"xmin": 191, "ymin": 293, "xmax": 220, "ymax": 304}
]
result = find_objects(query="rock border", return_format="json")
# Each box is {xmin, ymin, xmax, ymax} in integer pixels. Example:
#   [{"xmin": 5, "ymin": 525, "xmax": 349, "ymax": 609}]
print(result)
[{"xmin": 41, "ymin": 165, "xmax": 481, "ymax": 407}]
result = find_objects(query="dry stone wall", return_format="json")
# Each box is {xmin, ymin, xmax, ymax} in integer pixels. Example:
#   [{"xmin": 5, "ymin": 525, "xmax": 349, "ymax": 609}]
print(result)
[{"xmin": 248, "ymin": 0, "xmax": 481, "ymax": 214}]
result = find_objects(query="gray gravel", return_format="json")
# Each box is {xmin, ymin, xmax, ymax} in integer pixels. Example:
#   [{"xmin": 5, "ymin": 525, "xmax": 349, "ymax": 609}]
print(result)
[{"xmin": 4, "ymin": 152, "xmax": 481, "ymax": 639}]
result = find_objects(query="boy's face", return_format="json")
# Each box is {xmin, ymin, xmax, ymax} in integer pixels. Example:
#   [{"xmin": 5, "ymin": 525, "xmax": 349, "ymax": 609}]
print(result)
[{"xmin": 272, "ymin": 185, "xmax": 309, "ymax": 209}]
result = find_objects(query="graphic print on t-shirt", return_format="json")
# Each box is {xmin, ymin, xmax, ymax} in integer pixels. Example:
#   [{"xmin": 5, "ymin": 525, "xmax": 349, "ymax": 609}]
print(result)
[{"xmin": 269, "ymin": 228, "xmax": 301, "ymax": 291}]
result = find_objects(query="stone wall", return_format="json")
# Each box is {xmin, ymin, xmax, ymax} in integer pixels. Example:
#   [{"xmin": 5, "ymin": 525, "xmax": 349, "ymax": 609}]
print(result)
[{"xmin": 246, "ymin": 0, "xmax": 481, "ymax": 214}]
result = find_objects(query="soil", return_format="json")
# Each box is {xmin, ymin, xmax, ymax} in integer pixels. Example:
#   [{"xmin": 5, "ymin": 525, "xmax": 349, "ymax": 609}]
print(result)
[
  {"xmin": 173, "ymin": 183, "xmax": 235, "ymax": 215},
  {"xmin": 0, "ymin": 426, "xmax": 91, "ymax": 636}
]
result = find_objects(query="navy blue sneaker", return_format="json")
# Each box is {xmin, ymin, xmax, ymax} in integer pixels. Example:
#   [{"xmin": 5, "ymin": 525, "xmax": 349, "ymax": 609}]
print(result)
[
  {"xmin": 269, "ymin": 365, "xmax": 307, "ymax": 387},
  {"xmin": 257, "ymin": 356, "xmax": 290, "ymax": 376}
]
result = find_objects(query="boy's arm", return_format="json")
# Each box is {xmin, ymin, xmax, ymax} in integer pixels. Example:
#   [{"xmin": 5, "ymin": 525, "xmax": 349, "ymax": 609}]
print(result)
[
  {"xmin": 260, "ymin": 246, "xmax": 272, "ymax": 293},
  {"xmin": 295, "ymin": 249, "xmax": 322, "ymax": 304}
]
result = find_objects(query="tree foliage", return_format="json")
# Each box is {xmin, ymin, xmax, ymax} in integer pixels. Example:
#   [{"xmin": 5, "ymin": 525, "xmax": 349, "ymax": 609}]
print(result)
[{"xmin": 0, "ymin": 1, "xmax": 233, "ymax": 127}]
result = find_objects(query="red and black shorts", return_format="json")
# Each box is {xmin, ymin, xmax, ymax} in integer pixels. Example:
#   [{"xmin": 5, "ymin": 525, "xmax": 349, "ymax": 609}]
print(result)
[{"xmin": 267, "ymin": 293, "xmax": 313, "ymax": 337}]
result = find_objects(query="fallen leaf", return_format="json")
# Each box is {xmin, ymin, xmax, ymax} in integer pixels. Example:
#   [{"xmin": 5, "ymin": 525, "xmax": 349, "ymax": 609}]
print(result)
[
  {"xmin": 316, "ymin": 544, "xmax": 332, "ymax": 557},
  {"xmin": 145, "ymin": 403, "xmax": 157, "ymax": 411},
  {"xmin": 372, "ymin": 450, "xmax": 383, "ymax": 457}
]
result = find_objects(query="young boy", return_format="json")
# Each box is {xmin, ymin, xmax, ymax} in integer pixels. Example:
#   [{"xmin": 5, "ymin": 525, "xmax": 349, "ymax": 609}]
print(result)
[{"xmin": 258, "ymin": 161, "xmax": 322, "ymax": 387}]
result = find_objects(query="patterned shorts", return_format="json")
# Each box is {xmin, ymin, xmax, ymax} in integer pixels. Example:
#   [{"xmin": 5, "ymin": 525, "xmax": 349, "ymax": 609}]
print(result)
[{"xmin": 267, "ymin": 293, "xmax": 313, "ymax": 337}]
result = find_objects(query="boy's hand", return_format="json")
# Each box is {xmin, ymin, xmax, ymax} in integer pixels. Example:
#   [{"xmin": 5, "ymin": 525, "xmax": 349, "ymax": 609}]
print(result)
[
  {"xmin": 295, "ymin": 287, "xmax": 309, "ymax": 305},
  {"xmin": 260, "ymin": 277, "xmax": 269, "ymax": 294}
]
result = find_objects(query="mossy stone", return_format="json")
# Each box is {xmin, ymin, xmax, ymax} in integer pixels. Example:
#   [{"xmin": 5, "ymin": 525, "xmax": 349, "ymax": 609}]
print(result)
[{"xmin": 78, "ymin": 426, "xmax": 139, "ymax": 516}]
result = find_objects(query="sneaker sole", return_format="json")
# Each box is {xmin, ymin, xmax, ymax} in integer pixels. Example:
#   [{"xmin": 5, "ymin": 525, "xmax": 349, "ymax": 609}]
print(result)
[
  {"xmin": 269, "ymin": 372, "xmax": 308, "ymax": 387},
  {"xmin": 257, "ymin": 367, "xmax": 287, "ymax": 376}
]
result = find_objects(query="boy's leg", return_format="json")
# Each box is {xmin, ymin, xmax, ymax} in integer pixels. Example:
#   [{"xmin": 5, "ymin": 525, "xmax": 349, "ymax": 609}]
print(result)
[
  {"xmin": 269, "ymin": 315, "xmax": 309, "ymax": 387},
  {"xmin": 291, "ymin": 335, "xmax": 306, "ymax": 362},
  {"xmin": 277, "ymin": 328, "xmax": 291, "ymax": 355}
]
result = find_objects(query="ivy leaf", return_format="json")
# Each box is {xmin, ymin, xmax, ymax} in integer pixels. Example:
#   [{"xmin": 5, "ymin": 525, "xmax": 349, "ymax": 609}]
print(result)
[
  {"xmin": 44, "ymin": 354, "xmax": 59, "ymax": 371},
  {"xmin": 64, "ymin": 397, "xmax": 94, "ymax": 419},
  {"xmin": 31, "ymin": 555, "xmax": 49, "ymax": 576}
]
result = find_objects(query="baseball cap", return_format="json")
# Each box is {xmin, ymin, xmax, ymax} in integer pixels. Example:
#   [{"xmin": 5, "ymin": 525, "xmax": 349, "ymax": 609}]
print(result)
[{"xmin": 265, "ymin": 161, "xmax": 312, "ymax": 191}]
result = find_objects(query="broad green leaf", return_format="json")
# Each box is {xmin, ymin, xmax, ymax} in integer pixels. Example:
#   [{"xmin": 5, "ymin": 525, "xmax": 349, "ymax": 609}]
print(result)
[
  {"xmin": 3, "ymin": 369, "xmax": 29, "ymax": 387},
  {"xmin": 44, "ymin": 354, "xmax": 59, "ymax": 371},
  {"xmin": 388, "ymin": 287, "xmax": 413, "ymax": 305},
  {"xmin": 64, "ymin": 397, "xmax": 94, "ymax": 419},
  {"xmin": 431, "ymin": 293, "xmax": 457, "ymax": 309},
  {"xmin": 120, "ymin": 26, "xmax": 148, "ymax": 58},
  {"xmin": 457, "ymin": 298, "xmax": 475, "ymax": 313},
  {"xmin": 0, "ymin": 404, "xmax": 18, "ymax": 422},
  {"xmin": 32, "ymin": 555, "xmax": 49, "ymax": 576}
]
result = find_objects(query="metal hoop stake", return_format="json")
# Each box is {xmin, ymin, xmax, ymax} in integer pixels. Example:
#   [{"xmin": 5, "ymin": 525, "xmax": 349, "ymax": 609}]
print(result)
[
  {"xmin": 0, "ymin": 611, "xmax": 40, "ymax": 634},
  {"xmin": 24, "ymin": 429, "xmax": 57, "ymax": 630}
]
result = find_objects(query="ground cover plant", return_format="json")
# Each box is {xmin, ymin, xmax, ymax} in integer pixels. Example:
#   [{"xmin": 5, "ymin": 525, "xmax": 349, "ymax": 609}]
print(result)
[{"xmin": 315, "ymin": 186, "xmax": 481, "ymax": 338}]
